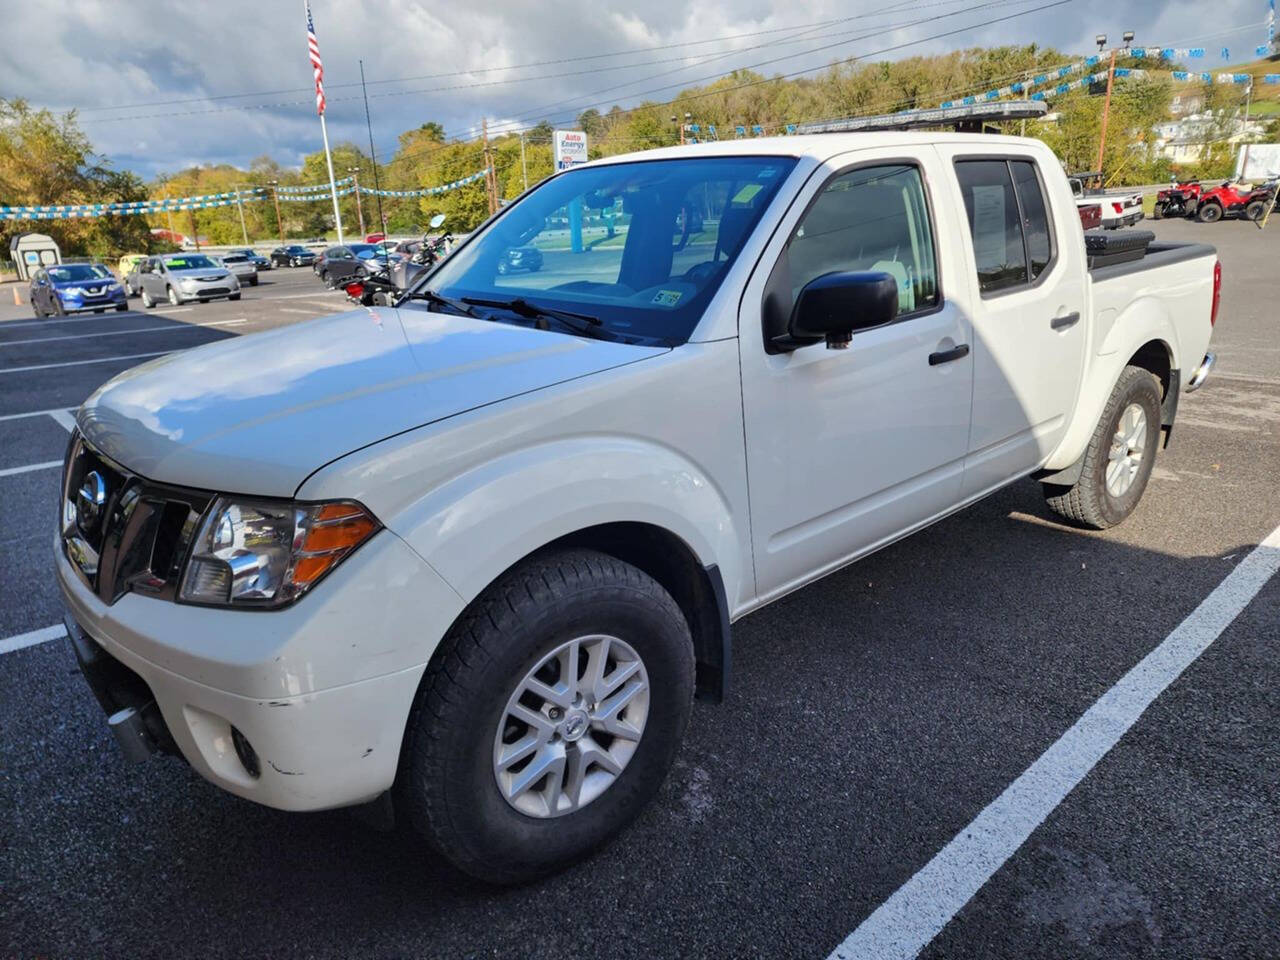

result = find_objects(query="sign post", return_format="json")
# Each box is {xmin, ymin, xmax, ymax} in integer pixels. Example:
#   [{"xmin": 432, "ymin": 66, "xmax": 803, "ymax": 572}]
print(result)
[{"xmin": 554, "ymin": 130, "xmax": 589, "ymax": 253}]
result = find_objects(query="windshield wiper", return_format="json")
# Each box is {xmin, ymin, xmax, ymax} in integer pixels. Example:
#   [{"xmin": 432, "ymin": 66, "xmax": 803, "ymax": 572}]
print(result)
[
  {"xmin": 401, "ymin": 288, "xmax": 479, "ymax": 317},
  {"xmin": 461, "ymin": 296, "xmax": 607, "ymax": 339}
]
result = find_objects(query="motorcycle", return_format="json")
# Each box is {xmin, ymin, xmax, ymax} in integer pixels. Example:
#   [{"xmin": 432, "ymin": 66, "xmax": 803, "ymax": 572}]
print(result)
[
  {"xmin": 390, "ymin": 214, "xmax": 452, "ymax": 291},
  {"xmin": 1152, "ymin": 177, "xmax": 1202, "ymax": 219}
]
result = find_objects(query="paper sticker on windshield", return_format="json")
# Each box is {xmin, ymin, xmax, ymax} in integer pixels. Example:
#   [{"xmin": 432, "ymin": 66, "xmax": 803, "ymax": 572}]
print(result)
[
  {"xmin": 651, "ymin": 289, "xmax": 683, "ymax": 307},
  {"xmin": 732, "ymin": 183, "xmax": 764, "ymax": 204}
]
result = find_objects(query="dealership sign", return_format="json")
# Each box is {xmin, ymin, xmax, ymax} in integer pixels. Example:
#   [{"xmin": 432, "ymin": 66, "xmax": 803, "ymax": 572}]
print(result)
[{"xmin": 554, "ymin": 130, "xmax": 588, "ymax": 171}]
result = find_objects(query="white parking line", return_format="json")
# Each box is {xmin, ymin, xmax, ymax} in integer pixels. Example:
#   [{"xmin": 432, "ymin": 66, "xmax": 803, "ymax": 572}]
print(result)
[
  {"xmin": 827, "ymin": 522, "xmax": 1280, "ymax": 960},
  {"xmin": 0, "ymin": 350, "xmax": 171, "ymax": 375},
  {"xmin": 0, "ymin": 459, "xmax": 61, "ymax": 478},
  {"xmin": 0, "ymin": 406, "xmax": 74, "ymax": 423},
  {"xmin": 278, "ymin": 306, "xmax": 336, "ymax": 315},
  {"xmin": 49, "ymin": 409, "xmax": 77, "ymax": 432},
  {"xmin": 0, "ymin": 624, "xmax": 66, "ymax": 656},
  {"xmin": 0, "ymin": 309, "xmax": 192, "ymax": 330},
  {"xmin": 0, "ymin": 319, "xmax": 242, "ymax": 347}
]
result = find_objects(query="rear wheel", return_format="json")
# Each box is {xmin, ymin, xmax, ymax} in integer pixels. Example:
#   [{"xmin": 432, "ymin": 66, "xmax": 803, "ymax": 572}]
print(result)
[
  {"xmin": 1043, "ymin": 365, "xmax": 1162, "ymax": 529},
  {"xmin": 1246, "ymin": 199, "xmax": 1267, "ymax": 221},
  {"xmin": 398, "ymin": 549, "xmax": 695, "ymax": 885},
  {"xmin": 1196, "ymin": 202, "xmax": 1223, "ymax": 223}
]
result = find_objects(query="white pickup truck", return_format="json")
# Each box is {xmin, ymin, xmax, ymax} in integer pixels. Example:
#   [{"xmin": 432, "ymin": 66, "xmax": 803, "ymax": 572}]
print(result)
[{"xmin": 58, "ymin": 132, "xmax": 1218, "ymax": 884}]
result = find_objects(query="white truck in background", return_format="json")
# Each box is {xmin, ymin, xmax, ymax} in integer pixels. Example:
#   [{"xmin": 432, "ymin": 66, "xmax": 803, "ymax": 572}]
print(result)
[{"xmin": 58, "ymin": 131, "xmax": 1218, "ymax": 884}]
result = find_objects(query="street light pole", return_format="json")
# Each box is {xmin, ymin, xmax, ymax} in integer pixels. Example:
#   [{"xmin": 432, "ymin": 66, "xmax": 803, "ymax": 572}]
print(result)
[
  {"xmin": 349, "ymin": 166, "xmax": 366, "ymax": 235},
  {"xmin": 269, "ymin": 180, "xmax": 284, "ymax": 244},
  {"xmin": 520, "ymin": 132, "xmax": 528, "ymax": 192},
  {"xmin": 1094, "ymin": 31, "xmax": 1133, "ymax": 178},
  {"xmin": 233, "ymin": 185, "xmax": 249, "ymax": 245}
]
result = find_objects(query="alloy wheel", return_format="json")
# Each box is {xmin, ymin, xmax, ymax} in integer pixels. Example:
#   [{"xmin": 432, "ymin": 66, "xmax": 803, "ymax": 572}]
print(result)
[
  {"xmin": 1106, "ymin": 403, "xmax": 1148, "ymax": 498},
  {"xmin": 493, "ymin": 634, "xmax": 650, "ymax": 818}
]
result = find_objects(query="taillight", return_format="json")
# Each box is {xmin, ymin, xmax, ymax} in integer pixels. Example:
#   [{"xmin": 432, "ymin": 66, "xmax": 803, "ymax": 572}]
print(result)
[
  {"xmin": 1112, "ymin": 202, "xmax": 1124, "ymax": 214},
  {"xmin": 1210, "ymin": 260, "xmax": 1222, "ymax": 327}
]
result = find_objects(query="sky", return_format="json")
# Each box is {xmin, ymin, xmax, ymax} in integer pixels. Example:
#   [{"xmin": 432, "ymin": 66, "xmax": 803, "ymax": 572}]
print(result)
[{"xmin": 1, "ymin": 0, "xmax": 1272, "ymax": 181}]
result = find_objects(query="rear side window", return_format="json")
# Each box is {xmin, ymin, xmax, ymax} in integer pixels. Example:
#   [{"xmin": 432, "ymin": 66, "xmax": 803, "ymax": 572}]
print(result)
[
  {"xmin": 955, "ymin": 158, "xmax": 1056, "ymax": 294},
  {"xmin": 787, "ymin": 163, "xmax": 939, "ymax": 317}
]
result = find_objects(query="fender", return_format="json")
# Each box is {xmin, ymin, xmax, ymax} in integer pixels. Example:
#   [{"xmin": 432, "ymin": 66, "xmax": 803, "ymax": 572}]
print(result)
[
  {"xmin": 1041, "ymin": 293, "xmax": 1180, "ymax": 473},
  {"xmin": 369, "ymin": 435, "xmax": 747, "ymax": 613}
]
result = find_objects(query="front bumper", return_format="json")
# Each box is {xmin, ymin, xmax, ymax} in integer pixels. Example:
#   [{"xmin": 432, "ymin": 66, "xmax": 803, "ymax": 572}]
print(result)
[
  {"xmin": 176, "ymin": 280, "xmax": 239, "ymax": 300},
  {"xmin": 57, "ymin": 528, "xmax": 464, "ymax": 811},
  {"xmin": 60, "ymin": 291, "xmax": 127, "ymax": 311}
]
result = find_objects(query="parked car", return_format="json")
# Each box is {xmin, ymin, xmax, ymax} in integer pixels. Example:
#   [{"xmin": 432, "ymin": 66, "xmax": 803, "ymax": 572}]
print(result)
[
  {"xmin": 314, "ymin": 243, "xmax": 390, "ymax": 286},
  {"xmin": 225, "ymin": 248, "xmax": 271, "ymax": 271},
  {"xmin": 270, "ymin": 245, "xmax": 316, "ymax": 268},
  {"xmin": 117, "ymin": 254, "xmax": 148, "ymax": 292},
  {"xmin": 496, "ymin": 244, "xmax": 543, "ymax": 275},
  {"xmin": 132, "ymin": 253, "xmax": 240, "ymax": 307},
  {"xmin": 1153, "ymin": 179, "xmax": 1203, "ymax": 219},
  {"xmin": 365, "ymin": 233, "xmax": 386, "ymax": 244},
  {"xmin": 29, "ymin": 263, "xmax": 127, "ymax": 316},
  {"xmin": 219, "ymin": 254, "xmax": 259, "ymax": 286},
  {"xmin": 58, "ymin": 133, "xmax": 1218, "ymax": 886},
  {"xmin": 1069, "ymin": 171, "xmax": 1143, "ymax": 228}
]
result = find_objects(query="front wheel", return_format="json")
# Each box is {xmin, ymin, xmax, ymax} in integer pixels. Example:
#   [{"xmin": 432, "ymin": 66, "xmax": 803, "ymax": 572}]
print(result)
[
  {"xmin": 249, "ymin": 277, "xmax": 259, "ymax": 286},
  {"xmin": 1043, "ymin": 365, "xmax": 1162, "ymax": 529},
  {"xmin": 115, "ymin": 303, "xmax": 128, "ymax": 312},
  {"xmin": 140, "ymin": 287, "xmax": 155, "ymax": 309},
  {"xmin": 1152, "ymin": 202, "xmax": 1164, "ymax": 220},
  {"xmin": 167, "ymin": 286, "xmax": 181, "ymax": 306},
  {"xmin": 399, "ymin": 549, "xmax": 695, "ymax": 885},
  {"xmin": 228, "ymin": 292, "xmax": 241, "ymax": 301},
  {"xmin": 1197, "ymin": 202, "xmax": 1223, "ymax": 223}
]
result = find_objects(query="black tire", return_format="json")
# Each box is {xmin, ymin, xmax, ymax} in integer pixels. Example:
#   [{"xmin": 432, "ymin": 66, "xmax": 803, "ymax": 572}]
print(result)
[
  {"xmin": 229, "ymin": 293, "xmax": 241, "ymax": 301},
  {"xmin": 52, "ymin": 298, "xmax": 65, "ymax": 317},
  {"xmin": 398, "ymin": 548, "xmax": 695, "ymax": 885},
  {"xmin": 1197, "ymin": 202, "xmax": 1223, "ymax": 223},
  {"xmin": 250, "ymin": 276, "xmax": 259, "ymax": 286},
  {"xmin": 1152, "ymin": 202, "xmax": 1164, "ymax": 220},
  {"xmin": 93, "ymin": 308, "xmax": 105, "ymax": 314},
  {"xmin": 167, "ymin": 286, "xmax": 181, "ymax": 306},
  {"xmin": 140, "ymin": 287, "xmax": 155, "ymax": 309},
  {"xmin": 318, "ymin": 269, "xmax": 329, "ymax": 286},
  {"xmin": 115, "ymin": 303, "xmax": 128, "ymax": 312},
  {"xmin": 1246, "ymin": 199, "xmax": 1267, "ymax": 221},
  {"xmin": 32, "ymin": 298, "xmax": 45, "ymax": 318},
  {"xmin": 1043, "ymin": 365, "xmax": 1162, "ymax": 530}
]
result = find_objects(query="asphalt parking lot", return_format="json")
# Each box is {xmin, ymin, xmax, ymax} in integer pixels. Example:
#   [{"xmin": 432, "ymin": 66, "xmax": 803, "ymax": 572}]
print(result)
[{"xmin": 2, "ymin": 224, "xmax": 1278, "ymax": 959}]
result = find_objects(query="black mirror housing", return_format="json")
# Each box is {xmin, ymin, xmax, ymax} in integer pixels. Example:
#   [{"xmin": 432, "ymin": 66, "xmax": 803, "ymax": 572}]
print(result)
[{"xmin": 785, "ymin": 271, "xmax": 899, "ymax": 350}]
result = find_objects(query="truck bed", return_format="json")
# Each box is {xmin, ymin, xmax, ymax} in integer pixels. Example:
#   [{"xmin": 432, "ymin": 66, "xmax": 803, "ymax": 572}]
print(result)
[{"xmin": 1088, "ymin": 240, "xmax": 1217, "ymax": 281}]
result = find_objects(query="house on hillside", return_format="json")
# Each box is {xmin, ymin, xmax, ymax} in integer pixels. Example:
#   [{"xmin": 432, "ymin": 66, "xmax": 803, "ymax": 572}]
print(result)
[
  {"xmin": 1154, "ymin": 111, "xmax": 1266, "ymax": 163},
  {"xmin": 1170, "ymin": 93, "xmax": 1206, "ymax": 117}
]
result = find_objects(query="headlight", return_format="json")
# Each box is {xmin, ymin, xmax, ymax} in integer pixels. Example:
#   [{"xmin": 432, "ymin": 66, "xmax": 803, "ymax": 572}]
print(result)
[
  {"xmin": 108, "ymin": 282, "xmax": 123, "ymax": 293},
  {"xmin": 178, "ymin": 498, "xmax": 378, "ymax": 607},
  {"xmin": 180, "ymin": 279, "xmax": 198, "ymax": 290},
  {"xmin": 62, "ymin": 286, "xmax": 84, "ymax": 297}
]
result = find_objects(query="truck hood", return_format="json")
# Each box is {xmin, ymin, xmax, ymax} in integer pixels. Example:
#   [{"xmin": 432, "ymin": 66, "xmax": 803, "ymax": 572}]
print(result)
[{"xmin": 78, "ymin": 306, "xmax": 668, "ymax": 497}]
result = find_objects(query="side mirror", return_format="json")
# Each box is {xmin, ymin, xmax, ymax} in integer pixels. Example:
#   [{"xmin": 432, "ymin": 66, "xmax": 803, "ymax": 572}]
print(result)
[
  {"xmin": 784, "ymin": 271, "xmax": 899, "ymax": 350},
  {"xmin": 429, "ymin": 213, "xmax": 447, "ymax": 229}
]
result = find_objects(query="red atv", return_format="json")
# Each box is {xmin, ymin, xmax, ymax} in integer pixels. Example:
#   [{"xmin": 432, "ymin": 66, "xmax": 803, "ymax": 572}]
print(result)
[
  {"xmin": 1195, "ymin": 179, "xmax": 1278, "ymax": 222},
  {"xmin": 1152, "ymin": 179, "xmax": 1202, "ymax": 219}
]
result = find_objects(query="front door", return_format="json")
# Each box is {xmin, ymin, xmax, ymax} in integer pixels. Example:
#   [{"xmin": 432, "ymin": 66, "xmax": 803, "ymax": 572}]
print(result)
[
  {"xmin": 933, "ymin": 150, "xmax": 1088, "ymax": 494},
  {"xmin": 739, "ymin": 149, "xmax": 975, "ymax": 601}
]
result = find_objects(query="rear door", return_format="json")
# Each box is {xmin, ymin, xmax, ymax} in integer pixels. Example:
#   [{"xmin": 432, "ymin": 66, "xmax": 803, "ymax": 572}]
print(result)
[
  {"xmin": 932, "ymin": 148, "xmax": 1088, "ymax": 495},
  {"xmin": 738, "ymin": 147, "xmax": 975, "ymax": 600}
]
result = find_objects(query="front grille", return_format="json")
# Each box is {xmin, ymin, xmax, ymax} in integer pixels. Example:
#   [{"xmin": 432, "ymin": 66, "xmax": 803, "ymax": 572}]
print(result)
[
  {"xmin": 61, "ymin": 434, "xmax": 211, "ymax": 605},
  {"xmin": 197, "ymin": 287, "xmax": 230, "ymax": 296}
]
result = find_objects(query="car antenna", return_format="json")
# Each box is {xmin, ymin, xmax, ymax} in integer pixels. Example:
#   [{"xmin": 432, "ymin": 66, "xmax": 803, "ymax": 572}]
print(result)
[{"xmin": 359, "ymin": 59, "xmax": 388, "ymax": 248}]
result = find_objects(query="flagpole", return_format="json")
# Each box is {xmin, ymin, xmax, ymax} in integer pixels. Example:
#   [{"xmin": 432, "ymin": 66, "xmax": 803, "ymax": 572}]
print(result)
[{"xmin": 318, "ymin": 111, "xmax": 344, "ymax": 244}]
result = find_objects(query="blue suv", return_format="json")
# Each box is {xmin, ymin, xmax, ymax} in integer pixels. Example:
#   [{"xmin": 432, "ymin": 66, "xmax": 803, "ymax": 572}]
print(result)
[{"xmin": 30, "ymin": 263, "xmax": 128, "ymax": 316}]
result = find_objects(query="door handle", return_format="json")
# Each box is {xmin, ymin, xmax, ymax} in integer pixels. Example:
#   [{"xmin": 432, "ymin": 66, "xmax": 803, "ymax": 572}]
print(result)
[
  {"xmin": 1050, "ymin": 311, "xmax": 1081, "ymax": 330},
  {"xmin": 928, "ymin": 344, "xmax": 970, "ymax": 366}
]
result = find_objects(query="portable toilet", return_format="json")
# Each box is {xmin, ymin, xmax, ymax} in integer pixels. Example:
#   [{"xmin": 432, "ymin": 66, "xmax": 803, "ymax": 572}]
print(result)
[{"xmin": 9, "ymin": 233, "xmax": 61, "ymax": 282}]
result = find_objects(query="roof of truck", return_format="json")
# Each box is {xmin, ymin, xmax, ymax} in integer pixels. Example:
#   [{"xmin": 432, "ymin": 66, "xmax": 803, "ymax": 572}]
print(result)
[{"xmin": 587, "ymin": 132, "xmax": 1051, "ymax": 168}]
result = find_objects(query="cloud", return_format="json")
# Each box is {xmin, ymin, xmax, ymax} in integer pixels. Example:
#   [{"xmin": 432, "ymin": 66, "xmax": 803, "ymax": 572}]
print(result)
[{"xmin": 0, "ymin": 0, "xmax": 1265, "ymax": 179}]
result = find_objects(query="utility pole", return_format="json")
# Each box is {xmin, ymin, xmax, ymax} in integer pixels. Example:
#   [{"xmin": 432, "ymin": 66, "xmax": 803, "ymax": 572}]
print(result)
[
  {"xmin": 349, "ymin": 166, "xmax": 366, "ymax": 235},
  {"xmin": 269, "ymin": 180, "xmax": 284, "ymax": 244},
  {"xmin": 190, "ymin": 209, "xmax": 201, "ymax": 252},
  {"xmin": 233, "ymin": 186, "xmax": 249, "ymax": 245},
  {"xmin": 482, "ymin": 117, "xmax": 498, "ymax": 216},
  {"xmin": 519, "ymin": 132, "xmax": 528, "ymax": 193},
  {"xmin": 1095, "ymin": 48, "xmax": 1117, "ymax": 174}
]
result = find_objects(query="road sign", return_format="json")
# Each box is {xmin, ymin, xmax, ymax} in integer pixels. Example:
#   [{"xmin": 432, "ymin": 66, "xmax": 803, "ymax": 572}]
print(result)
[{"xmin": 554, "ymin": 130, "xmax": 588, "ymax": 171}]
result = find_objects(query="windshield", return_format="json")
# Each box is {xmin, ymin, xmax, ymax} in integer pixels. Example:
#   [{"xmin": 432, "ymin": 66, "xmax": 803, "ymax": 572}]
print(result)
[
  {"xmin": 349, "ymin": 244, "xmax": 385, "ymax": 259},
  {"xmin": 163, "ymin": 255, "xmax": 219, "ymax": 271},
  {"xmin": 223, "ymin": 256, "xmax": 248, "ymax": 263},
  {"xmin": 425, "ymin": 155, "xmax": 797, "ymax": 345},
  {"xmin": 287, "ymin": 246, "xmax": 309, "ymax": 253},
  {"xmin": 47, "ymin": 264, "xmax": 112, "ymax": 282}
]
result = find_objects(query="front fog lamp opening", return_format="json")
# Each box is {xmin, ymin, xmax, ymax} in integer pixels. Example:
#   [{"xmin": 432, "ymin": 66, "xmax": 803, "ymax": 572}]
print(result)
[
  {"xmin": 178, "ymin": 498, "xmax": 378, "ymax": 607},
  {"xmin": 231, "ymin": 726, "xmax": 260, "ymax": 779}
]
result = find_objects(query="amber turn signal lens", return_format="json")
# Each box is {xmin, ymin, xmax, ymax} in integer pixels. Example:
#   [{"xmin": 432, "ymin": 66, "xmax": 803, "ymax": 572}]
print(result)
[{"xmin": 290, "ymin": 502, "xmax": 379, "ymax": 586}]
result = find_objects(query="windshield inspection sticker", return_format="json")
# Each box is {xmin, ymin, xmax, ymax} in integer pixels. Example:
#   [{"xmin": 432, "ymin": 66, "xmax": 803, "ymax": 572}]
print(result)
[
  {"xmin": 651, "ymin": 289, "xmax": 683, "ymax": 307},
  {"xmin": 731, "ymin": 183, "xmax": 764, "ymax": 205}
]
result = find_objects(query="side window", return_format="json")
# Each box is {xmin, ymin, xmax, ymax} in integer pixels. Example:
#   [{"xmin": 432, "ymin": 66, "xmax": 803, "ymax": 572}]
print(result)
[
  {"xmin": 955, "ymin": 158, "xmax": 1056, "ymax": 294},
  {"xmin": 787, "ymin": 163, "xmax": 939, "ymax": 317},
  {"xmin": 1011, "ymin": 161, "xmax": 1053, "ymax": 281}
]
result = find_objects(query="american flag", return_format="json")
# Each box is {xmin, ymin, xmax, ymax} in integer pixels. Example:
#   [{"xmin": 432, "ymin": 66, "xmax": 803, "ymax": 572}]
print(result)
[{"xmin": 306, "ymin": 1, "xmax": 326, "ymax": 116}]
